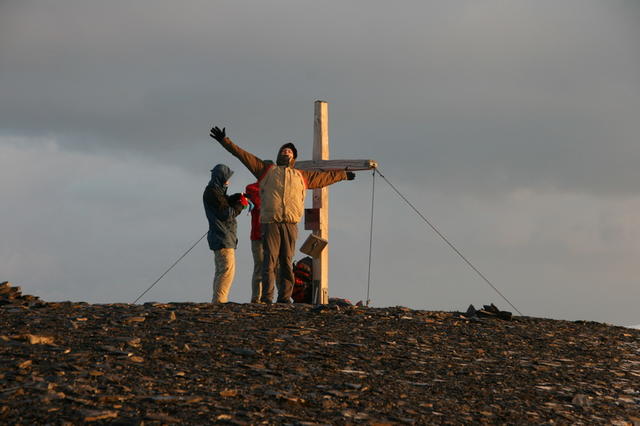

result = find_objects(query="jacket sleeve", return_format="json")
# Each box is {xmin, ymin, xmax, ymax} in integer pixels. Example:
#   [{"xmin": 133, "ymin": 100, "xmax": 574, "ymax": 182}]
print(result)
[
  {"xmin": 227, "ymin": 193, "xmax": 246, "ymax": 218},
  {"xmin": 245, "ymin": 184, "xmax": 261, "ymax": 209},
  {"xmin": 229, "ymin": 202, "xmax": 244, "ymax": 218},
  {"xmin": 299, "ymin": 170, "xmax": 348, "ymax": 189},
  {"xmin": 204, "ymin": 188, "xmax": 242, "ymax": 220},
  {"xmin": 216, "ymin": 137, "xmax": 269, "ymax": 179}
]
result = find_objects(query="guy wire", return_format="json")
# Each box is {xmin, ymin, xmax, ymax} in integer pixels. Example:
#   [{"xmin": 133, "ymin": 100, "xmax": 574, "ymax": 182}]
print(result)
[
  {"xmin": 366, "ymin": 168, "xmax": 376, "ymax": 307},
  {"xmin": 132, "ymin": 231, "xmax": 208, "ymax": 304},
  {"xmin": 374, "ymin": 168, "xmax": 523, "ymax": 316}
]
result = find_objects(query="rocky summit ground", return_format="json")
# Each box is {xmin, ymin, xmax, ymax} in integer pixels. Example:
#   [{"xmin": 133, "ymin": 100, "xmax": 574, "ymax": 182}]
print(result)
[{"xmin": 1, "ymin": 282, "xmax": 640, "ymax": 425}]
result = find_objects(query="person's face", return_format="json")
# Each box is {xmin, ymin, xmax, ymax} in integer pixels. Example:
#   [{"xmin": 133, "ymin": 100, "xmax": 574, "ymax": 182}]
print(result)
[{"xmin": 280, "ymin": 148, "xmax": 294, "ymax": 160}]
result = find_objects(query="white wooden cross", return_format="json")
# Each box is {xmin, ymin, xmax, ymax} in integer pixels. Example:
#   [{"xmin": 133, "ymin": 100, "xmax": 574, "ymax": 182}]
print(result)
[{"xmin": 295, "ymin": 101, "xmax": 377, "ymax": 304}]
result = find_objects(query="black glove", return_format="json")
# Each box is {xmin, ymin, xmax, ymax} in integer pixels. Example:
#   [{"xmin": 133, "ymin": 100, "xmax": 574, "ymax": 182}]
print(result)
[
  {"xmin": 228, "ymin": 193, "xmax": 242, "ymax": 204},
  {"xmin": 346, "ymin": 171, "xmax": 355, "ymax": 181},
  {"xmin": 210, "ymin": 126, "xmax": 226, "ymax": 142}
]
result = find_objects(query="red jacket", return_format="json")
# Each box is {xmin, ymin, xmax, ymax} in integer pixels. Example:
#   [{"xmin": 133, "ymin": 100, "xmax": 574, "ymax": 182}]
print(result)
[{"xmin": 245, "ymin": 182, "xmax": 261, "ymax": 241}]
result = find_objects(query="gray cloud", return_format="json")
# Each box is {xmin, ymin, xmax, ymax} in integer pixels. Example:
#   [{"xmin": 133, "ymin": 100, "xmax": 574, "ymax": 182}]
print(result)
[{"xmin": 2, "ymin": 1, "xmax": 638, "ymax": 195}]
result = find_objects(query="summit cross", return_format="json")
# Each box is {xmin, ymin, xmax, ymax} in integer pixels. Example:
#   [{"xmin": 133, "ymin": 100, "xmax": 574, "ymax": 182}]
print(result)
[{"xmin": 295, "ymin": 101, "xmax": 377, "ymax": 304}]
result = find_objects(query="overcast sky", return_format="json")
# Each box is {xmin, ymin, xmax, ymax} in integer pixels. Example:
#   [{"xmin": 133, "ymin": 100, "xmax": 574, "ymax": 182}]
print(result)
[{"xmin": 2, "ymin": 1, "xmax": 639, "ymax": 326}]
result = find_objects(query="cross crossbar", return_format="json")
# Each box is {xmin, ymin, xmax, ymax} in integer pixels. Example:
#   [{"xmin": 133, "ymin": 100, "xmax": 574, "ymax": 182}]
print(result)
[{"xmin": 295, "ymin": 159, "xmax": 377, "ymax": 172}]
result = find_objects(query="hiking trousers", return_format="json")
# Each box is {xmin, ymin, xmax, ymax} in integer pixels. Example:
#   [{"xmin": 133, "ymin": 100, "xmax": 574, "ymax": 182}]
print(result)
[
  {"xmin": 261, "ymin": 222, "xmax": 297, "ymax": 303},
  {"xmin": 250, "ymin": 239, "xmax": 263, "ymax": 303},
  {"xmin": 213, "ymin": 248, "xmax": 235, "ymax": 303}
]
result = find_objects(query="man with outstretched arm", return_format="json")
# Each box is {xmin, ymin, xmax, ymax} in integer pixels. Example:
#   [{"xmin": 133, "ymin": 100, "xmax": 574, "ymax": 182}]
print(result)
[{"xmin": 209, "ymin": 126, "xmax": 355, "ymax": 304}]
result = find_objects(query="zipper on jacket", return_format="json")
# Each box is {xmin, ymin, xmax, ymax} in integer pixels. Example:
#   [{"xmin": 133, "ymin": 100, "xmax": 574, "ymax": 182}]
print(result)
[{"xmin": 281, "ymin": 167, "xmax": 287, "ymax": 221}]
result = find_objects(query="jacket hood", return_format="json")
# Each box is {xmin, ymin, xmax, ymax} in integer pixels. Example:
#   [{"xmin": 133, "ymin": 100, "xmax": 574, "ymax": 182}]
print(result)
[
  {"xmin": 278, "ymin": 142, "xmax": 297, "ymax": 159},
  {"xmin": 210, "ymin": 164, "xmax": 234, "ymax": 188}
]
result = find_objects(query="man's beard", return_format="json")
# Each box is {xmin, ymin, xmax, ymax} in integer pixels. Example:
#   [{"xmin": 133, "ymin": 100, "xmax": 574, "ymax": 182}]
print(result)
[{"xmin": 276, "ymin": 154, "xmax": 293, "ymax": 166}]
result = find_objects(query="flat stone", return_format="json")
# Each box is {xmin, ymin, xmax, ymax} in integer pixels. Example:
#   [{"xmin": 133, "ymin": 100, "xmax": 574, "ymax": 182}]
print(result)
[{"xmin": 0, "ymin": 288, "xmax": 639, "ymax": 424}]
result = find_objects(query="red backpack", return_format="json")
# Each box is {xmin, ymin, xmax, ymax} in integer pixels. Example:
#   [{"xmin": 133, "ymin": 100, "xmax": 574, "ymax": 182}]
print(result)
[{"xmin": 292, "ymin": 256, "xmax": 313, "ymax": 303}]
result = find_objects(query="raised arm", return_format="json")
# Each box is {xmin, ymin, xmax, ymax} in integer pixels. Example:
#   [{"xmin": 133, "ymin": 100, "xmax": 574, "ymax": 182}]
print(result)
[{"xmin": 210, "ymin": 126, "xmax": 268, "ymax": 179}]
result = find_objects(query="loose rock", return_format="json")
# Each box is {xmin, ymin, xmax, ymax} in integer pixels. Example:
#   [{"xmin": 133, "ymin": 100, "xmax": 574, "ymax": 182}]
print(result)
[{"xmin": 1, "ymin": 287, "xmax": 639, "ymax": 423}]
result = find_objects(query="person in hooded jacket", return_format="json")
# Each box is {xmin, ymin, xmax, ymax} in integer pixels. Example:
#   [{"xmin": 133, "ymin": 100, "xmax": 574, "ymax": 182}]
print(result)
[
  {"xmin": 209, "ymin": 126, "xmax": 355, "ymax": 304},
  {"xmin": 203, "ymin": 164, "xmax": 248, "ymax": 303}
]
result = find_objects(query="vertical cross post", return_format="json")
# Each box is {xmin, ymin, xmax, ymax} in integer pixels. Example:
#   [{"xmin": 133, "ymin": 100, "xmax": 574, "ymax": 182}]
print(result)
[
  {"xmin": 297, "ymin": 101, "xmax": 376, "ymax": 304},
  {"xmin": 312, "ymin": 100, "xmax": 329, "ymax": 304}
]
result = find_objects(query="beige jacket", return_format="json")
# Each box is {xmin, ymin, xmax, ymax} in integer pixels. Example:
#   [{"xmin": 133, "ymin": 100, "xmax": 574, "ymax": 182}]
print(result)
[{"xmin": 216, "ymin": 137, "xmax": 348, "ymax": 223}]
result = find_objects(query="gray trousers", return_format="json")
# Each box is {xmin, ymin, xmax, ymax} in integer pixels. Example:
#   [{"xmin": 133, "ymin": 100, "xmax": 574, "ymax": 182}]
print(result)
[
  {"xmin": 250, "ymin": 239, "xmax": 263, "ymax": 303},
  {"xmin": 261, "ymin": 222, "xmax": 297, "ymax": 303}
]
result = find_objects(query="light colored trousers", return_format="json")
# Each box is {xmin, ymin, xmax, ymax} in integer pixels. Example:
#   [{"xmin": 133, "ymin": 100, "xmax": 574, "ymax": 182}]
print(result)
[
  {"xmin": 212, "ymin": 248, "xmax": 235, "ymax": 303},
  {"xmin": 250, "ymin": 239, "xmax": 263, "ymax": 303}
]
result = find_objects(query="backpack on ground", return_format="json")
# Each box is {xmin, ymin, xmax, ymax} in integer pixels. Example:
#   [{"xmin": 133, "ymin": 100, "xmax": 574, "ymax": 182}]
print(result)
[{"xmin": 292, "ymin": 256, "xmax": 313, "ymax": 303}]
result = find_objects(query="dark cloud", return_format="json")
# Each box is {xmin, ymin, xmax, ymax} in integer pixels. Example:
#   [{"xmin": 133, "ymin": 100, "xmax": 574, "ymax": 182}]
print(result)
[{"xmin": 2, "ymin": 1, "xmax": 638, "ymax": 195}]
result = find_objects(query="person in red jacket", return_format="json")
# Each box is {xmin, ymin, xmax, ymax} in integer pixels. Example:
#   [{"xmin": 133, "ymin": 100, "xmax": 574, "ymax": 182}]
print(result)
[
  {"xmin": 244, "ymin": 182, "xmax": 263, "ymax": 303},
  {"xmin": 246, "ymin": 181, "xmax": 282, "ymax": 303}
]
